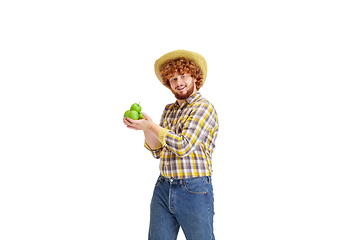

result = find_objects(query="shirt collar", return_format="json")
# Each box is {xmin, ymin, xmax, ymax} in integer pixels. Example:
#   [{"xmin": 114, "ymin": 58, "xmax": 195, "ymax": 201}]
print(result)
[{"xmin": 186, "ymin": 91, "xmax": 201, "ymax": 104}]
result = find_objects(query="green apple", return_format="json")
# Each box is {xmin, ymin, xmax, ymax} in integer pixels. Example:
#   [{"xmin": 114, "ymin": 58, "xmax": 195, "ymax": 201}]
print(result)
[
  {"xmin": 127, "ymin": 110, "xmax": 139, "ymax": 120},
  {"xmin": 138, "ymin": 112, "xmax": 145, "ymax": 119},
  {"xmin": 130, "ymin": 103, "xmax": 142, "ymax": 113},
  {"xmin": 124, "ymin": 110, "xmax": 130, "ymax": 118}
]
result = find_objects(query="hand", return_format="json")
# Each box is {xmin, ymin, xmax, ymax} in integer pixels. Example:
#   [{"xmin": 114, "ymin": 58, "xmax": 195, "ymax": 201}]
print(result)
[{"xmin": 123, "ymin": 112, "xmax": 154, "ymax": 131}]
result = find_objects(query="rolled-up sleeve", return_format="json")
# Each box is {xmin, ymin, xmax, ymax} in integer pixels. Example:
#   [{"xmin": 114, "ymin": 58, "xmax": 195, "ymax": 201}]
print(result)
[{"xmin": 144, "ymin": 140, "xmax": 163, "ymax": 159}]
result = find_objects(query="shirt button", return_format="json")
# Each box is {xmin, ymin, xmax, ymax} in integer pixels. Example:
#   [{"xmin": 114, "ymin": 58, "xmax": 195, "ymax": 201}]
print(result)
[{"xmin": 166, "ymin": 162, "xmax": 170, "ymax": 166}]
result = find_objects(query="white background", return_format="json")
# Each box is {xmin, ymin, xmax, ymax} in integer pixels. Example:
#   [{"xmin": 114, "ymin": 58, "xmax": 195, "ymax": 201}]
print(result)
[{"xmin": 1, "ymin": 0, "xmax": 359, "ymax": 239}]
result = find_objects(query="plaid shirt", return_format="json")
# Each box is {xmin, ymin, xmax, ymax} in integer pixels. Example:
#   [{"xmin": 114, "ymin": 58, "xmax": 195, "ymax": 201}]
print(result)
[{"xmin": 145, "ymin": 92, "xmax": 219, "ymax": 179}]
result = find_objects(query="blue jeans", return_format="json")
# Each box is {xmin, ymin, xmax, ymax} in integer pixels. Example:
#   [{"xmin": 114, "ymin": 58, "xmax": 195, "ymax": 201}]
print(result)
[{"xmin": 148, "ymin": 175, "xmax": 215, "ymax": 240}]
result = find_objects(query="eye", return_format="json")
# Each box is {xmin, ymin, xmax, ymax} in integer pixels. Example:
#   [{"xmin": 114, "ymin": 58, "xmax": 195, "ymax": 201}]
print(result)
[
  {"xmin": 181, "ymin": 75, "xmax": 186, "ymax": 79},
  {"xmin": 171, "ymin": 77, "xmax": 177, "ymax": 81}
]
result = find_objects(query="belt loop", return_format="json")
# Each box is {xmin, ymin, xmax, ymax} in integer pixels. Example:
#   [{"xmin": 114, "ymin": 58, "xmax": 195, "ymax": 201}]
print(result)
[{"xmin": 207, "ymin": 176, "xmax": 211, "ymax": 184}]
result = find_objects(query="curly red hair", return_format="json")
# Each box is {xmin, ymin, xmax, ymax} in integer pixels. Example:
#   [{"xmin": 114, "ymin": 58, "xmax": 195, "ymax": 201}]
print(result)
[{"xmin": 159, "ymin": 57, "xmax": 204, "ymax": 90}]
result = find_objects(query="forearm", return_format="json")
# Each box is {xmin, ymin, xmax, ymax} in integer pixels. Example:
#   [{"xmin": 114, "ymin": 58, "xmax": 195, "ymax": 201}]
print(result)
[
  {"xmin": 144, "ymin": 123, "xmax": 169, "ymax": 148},
  {"xmin": 143, "ymin": 129, "xmax": 159, "ymax": 150}
]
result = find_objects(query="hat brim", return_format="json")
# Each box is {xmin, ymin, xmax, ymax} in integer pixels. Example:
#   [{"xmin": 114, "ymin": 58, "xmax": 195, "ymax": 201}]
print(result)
[{"xmin": 154, "ymin": 49, "xmax": 207, "ymax": 88}]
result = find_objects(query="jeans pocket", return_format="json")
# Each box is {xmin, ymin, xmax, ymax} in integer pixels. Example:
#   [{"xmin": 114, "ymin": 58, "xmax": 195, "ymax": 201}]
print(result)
[
  {"xmin": 155, "ymin": 177, "xmax": 163, "ymax": 187},
  {"xmin": 184, "ymin": 180, "xmax": 207, "ymax": 194},
  {"xmin": 206, "ymin": 183, "xmax": 214, "ymax": 202}
]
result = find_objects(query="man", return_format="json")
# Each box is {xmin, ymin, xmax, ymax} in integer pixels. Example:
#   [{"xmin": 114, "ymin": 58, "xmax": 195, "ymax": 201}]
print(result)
[{"xmin": 123, "ymin": 49, "xmax": 219, "ymax": 240}]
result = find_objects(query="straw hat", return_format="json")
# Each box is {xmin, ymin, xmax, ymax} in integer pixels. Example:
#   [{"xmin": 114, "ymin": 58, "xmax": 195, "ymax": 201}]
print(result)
[{"xmin": 154, "ymin": 49, "xmax": 207, "ymax": 88}]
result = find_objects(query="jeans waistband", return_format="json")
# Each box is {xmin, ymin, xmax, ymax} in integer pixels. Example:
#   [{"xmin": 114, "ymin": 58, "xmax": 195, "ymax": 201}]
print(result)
[{"xmin": 158, "ymin": 175, "xmax": 212, "ymax": 184}]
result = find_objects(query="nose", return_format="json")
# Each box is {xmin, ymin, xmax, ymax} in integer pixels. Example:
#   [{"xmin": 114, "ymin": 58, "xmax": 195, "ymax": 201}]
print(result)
[{"xmin": 176, "ymin": 77, "xmax": 184, "ymax": 86}]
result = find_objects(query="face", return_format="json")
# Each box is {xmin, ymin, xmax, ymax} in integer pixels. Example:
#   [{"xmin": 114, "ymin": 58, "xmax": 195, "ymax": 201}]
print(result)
[{"xmin": 169, "ymin": 72, "xmax": 197, "ymax": 101}]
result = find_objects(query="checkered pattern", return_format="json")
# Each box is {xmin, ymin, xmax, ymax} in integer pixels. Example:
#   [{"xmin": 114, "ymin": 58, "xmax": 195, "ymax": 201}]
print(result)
[{"xmin": 145, "ymin": 92, "xmax": 219, "ymax": 179}]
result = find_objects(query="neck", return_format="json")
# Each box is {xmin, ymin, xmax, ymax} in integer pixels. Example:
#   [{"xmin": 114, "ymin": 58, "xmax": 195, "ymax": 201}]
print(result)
[{"xmin": 177, "ymin": 99, "xmax": 184, "ymax": 105}]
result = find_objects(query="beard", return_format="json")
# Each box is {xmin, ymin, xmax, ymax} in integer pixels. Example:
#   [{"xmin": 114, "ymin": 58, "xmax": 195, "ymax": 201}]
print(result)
[{"xmin": 171, "ymin": 79, "xmax": 196, "ymax": 100}]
